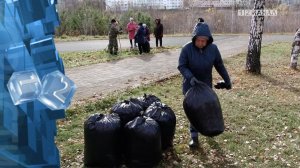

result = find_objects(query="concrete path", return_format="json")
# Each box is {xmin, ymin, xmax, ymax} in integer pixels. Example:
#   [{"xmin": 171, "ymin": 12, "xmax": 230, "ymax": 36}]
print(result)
[
  {"xmin": 65, "ymin": 35, "xmax": 293, "ymax": 100},
  {"xmin": 56, "ymin": 35, "xmax": 237, "ymax": 52}
]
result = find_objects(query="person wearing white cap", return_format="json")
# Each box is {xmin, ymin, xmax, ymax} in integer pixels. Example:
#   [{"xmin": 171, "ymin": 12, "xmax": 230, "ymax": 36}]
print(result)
[{"xmin": 127, "ymin": 17, "xmax": 138, "ymax": 48}]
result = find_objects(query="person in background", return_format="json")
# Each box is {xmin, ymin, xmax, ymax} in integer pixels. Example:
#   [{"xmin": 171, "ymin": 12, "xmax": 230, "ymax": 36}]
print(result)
[
  {"xmin": 290, "ymin": 28, "xmax": 300, "ymax": 69},
  {"xmin": 143, "ymin": 23, "xmax": 151, "ymax": 53},
  {"xmin": 108, "ymin": 19, "xmax": 122, "ymax": 55},
  {"xmin": 127, "ymin": 17, "xmax": 138, "ymax": 49},
  {"xmin": 143, "ymin": 23, "xmax": 150, "ymax": 42},
  {"xmin": 154, "ymin": 18, "xmax": 164, "ymax": 48},
  {"xmin": 178, "ymin": 22, "xmax": 232, "ymax": 149},
  {"xmin": 135, "ymin": 23, "xmax": 146, "ymax": 54}
]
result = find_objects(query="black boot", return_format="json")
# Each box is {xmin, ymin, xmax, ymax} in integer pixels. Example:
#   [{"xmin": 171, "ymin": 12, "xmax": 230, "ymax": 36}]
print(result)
[{"xmin": 188, "ymin": 137, "xmax": 199, "ymax": 149}]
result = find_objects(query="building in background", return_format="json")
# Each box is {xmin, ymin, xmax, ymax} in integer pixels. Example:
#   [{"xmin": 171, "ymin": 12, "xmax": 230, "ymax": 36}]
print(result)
[
  {"xmin": 190, "ymin": 0, "xmax": 251, "ymax": 8},
  {"xmin": 105, "ymin": 0, "xmax": 183, "ymax": 11},
  {"xmin": 106, "ymin": 0, "xmax": 129, "ymax": 11},
  {"xmin": 57, "ymin": 0, "xmax": 300, "ymax": 11},
  {"xmin": 280, "ymin": 0, "xmax": 300, "ymax": 5}
]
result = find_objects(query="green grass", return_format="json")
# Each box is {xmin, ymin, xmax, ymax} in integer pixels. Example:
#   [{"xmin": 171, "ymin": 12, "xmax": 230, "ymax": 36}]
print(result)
[
  {"xmin": 54, "ymin": 34, "xmax": 190, "ymax": 42},
  {"xmin": 54, "ymin": 34, "xmax": 196, "ymax": 42},
  {"xmin": 55, "ymin": 34, "xmax": 129, "ymax": 42},
  {"xmin": 60, "ymin": 46, "xmax": 180, "ymax": 68},
  {"xmin": 57, "ymin": 42, "xmax": 300, "ymax": 167}
]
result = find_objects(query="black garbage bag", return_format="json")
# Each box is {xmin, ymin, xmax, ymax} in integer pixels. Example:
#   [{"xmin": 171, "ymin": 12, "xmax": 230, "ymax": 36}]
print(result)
[
  {"xmin": 84, "ymin": 113, "xmax": 122, "ymax": 167},
  {"xmin": 124, "ymin": 116, "xmax": 162, "ymax": 168},
  {"xmin": 144, "ymin": 102, "xmax": 176, "ymax": 150},
  {"xmin": 129, "ymin": 97, "xmax": 146, "ymax": 110},
  {"xmin": 111, "ymin": 100, "xmax": 143, "ymax": 126},
  {"xmin": 130, "ymin": 94, "xmax": 161, "ymax": 110},
  {"xmin": 183, "ymin": 82, "xmax": 225, "ymax": 137},
  {"xmin": 143, "ymin": 41, "xmax": 150, "ymax": 53}
]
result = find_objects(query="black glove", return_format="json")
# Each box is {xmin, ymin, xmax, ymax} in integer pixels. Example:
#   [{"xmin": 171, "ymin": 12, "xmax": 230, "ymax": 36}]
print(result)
[
  {"xmin": 190, "ymin": 77, "xmax": 201, "ymax": 86},
  {"xmin": 214, "ymin": 81, "xmax": 226, "ymax": 89},
  {"xmin": 225, "ymin": 82, "xmax": 232, "ymax": 90},
  {"xmin": 214, "ymin": 81, "xmax": 232, "ymax": 90}
]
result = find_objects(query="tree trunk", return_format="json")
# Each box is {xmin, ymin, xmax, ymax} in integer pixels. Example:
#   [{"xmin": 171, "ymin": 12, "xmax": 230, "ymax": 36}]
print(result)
[
  {"xmin": 290, "ymin": 29, "xmax": 300, "ymax": 69},
  {"xmin": 246, "ymin": 0, "xmax": 265, "ymax": 74}
]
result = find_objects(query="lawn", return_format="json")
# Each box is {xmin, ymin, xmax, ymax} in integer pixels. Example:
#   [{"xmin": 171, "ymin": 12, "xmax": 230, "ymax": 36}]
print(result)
[
  {"xmin": 54, "ymin": 34, "xmax": 192, "ymax": 42},
  {"xmin": 55, "ymin": 34, "xmax": 129, "ymax": 42},
  {"xmin": 60, "ymin": 46, "xmax": 180, "ymax": 68},
  {"xmin": 57, "ymin": 42, "xmax": 300, "ymax": 168}
]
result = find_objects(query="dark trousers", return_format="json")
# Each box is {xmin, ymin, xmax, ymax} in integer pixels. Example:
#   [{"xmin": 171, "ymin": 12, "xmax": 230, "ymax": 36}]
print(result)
[
  {"xmin": 130, "ymin": 39, "xmax": 137, "ymax": 48},
  {"xmin": 143, "ymin": 41, "xmax": 150, "ymax": 53},
  {"xmin": 190, "ymin": 124, "xmax": 198, "ymax": 138},
  {"xmin": 138, "ymin": 43, "xmax": 144, "ymax": 54},
  {"xmin": 156, "ymin": 37, "xmax": 162, "ymax": 47},
  {"xmin": 108, "ymin": 38, "xmax": 118, "ymax": 54}
]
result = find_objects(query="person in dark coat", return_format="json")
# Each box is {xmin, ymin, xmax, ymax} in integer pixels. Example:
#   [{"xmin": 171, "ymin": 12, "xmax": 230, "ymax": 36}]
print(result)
[
  {"xmin": 178, "ymin": 23, "xmax": 232, "ymax": 148},
  {"xmin": 143, "ymin": 23, "xmax": 151, "ymax": 53},
  {"xmin": 143, "ymin": 23, "xmax": 151, "ymax": 42},
  {"xmin": 154, "ymin": 19, "xmax": 163, "ymax": 47},
  {"xmin": 135, "ymin": 23, "xmax": 146, "ymax": 54}
]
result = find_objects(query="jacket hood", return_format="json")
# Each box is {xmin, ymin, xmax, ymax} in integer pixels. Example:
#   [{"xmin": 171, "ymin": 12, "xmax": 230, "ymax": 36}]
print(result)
[
  {"xmin": 155, "ymin": 19, "xmax": 161, "ymax": 24},
  {"xmin": 192, "ymin": 23, "xmax": 213, "ymax": 45}
]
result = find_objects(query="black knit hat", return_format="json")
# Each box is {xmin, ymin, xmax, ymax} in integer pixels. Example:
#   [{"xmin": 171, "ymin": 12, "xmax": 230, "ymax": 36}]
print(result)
[{"xmin": 198, "ymin": 18, "xmax": 204, "ymax": 23}]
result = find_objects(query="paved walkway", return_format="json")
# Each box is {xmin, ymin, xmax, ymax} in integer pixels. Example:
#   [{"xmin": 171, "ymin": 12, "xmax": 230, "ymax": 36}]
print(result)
[
  {"xmin": 65, "ymin": 35, "xmax": 293, "ymax": 100},
  {"xmin": 56, "ymin": 35, "xmax": 236, "ymax": 52}
]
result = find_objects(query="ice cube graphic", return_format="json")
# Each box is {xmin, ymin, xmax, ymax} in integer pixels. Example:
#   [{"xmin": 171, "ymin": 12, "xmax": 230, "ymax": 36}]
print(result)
[
  {"xmin": 38, "ymin": 70, "xmax": 77, "ymax": 110},
  {"xmin": 7, "ymin": 70, "xmax": 42, "ymax": 105},
  {"xmin": 0, "ymin": 0, "xmax": 74, "ymax": 167}
]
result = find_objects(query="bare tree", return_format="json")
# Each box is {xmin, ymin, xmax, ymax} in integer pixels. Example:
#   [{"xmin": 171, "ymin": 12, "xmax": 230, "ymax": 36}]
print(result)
[{"xmin": 246, "ymin": 0, "xmax": 265, "ymax": 74}]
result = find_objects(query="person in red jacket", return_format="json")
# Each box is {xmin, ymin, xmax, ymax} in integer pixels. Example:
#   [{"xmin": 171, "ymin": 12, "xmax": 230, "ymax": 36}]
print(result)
[{"xmin": 127, "ymin": 17, "xmax": 138, "ymax": 49}]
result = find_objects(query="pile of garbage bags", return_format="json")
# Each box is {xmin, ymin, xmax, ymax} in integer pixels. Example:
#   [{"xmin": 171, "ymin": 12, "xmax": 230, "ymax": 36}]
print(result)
[{"xmin": 84, "ymin": 94, "xmax": 176, "ymax": 168}]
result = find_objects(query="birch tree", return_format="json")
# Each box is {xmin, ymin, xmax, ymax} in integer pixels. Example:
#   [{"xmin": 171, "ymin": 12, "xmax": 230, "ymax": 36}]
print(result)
[
  {"xmin": 290, "ymin": 28, "xmax": 300, "ymax": 69},
  {"xmin": 246, "ymin": 0, "xmax": 265, "ymax": 74}
]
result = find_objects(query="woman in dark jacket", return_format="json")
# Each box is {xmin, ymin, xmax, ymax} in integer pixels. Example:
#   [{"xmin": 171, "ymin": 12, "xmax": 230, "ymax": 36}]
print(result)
[
  {"xmin": 178, "ymin": 23, "xmax": 232, "ymax": 148},
  {"xmin": 135, "ymin": 23, "xmax": 146, "ymax": 54},
  {"xmin": 143, "ymin": 23, "xmax": 151, "ymax": 53},
  {"xmin": 154, "ymin": 19, "xmax": 163, "ymax": 48}
]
